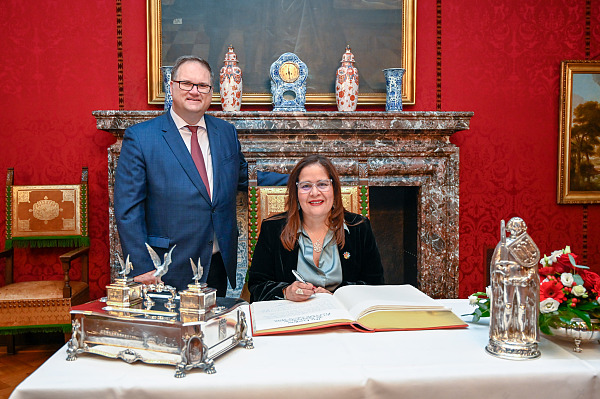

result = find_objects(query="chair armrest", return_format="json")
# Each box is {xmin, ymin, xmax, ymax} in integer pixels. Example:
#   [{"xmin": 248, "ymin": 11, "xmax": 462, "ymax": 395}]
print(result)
[
  {"xmin": 60, "ymin": 246, "xmax": 90, "ymax": 298},
  {"xmin": 59, "ymin": 246, "xmax": 90, "ymax": 263}
]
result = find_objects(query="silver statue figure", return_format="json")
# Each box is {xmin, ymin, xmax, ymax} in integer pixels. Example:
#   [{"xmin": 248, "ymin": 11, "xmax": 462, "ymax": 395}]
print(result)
[{"xmin": 486, "ymin": 217, "xmax": 541, "ymax": 360}]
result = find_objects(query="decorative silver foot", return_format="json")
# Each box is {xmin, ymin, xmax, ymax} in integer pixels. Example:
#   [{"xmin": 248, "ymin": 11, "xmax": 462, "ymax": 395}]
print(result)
[
  {"xmin": 242, "ymin": 337, "xmax": 254, "ymax": 349},
  {"xmin": 573, "ymin": 338, "xmax": 583, "ymax": 353},
  {"xmin": 174, "ymin": 364, "xmax": 187, "ymax": 378},
  {"xmin": 66, "ymin": 319, "xmax": 81, "ymax": 361},
  {"xmin": 66, "ymin": 345, "xmax": 78, "ymax": 361},
  {"xmin": 204, "ymin": 359, "xmax": 216, "ymax": 374}
]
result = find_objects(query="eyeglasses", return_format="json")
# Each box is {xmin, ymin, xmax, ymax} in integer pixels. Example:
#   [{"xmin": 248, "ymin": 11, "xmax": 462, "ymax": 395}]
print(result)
[
  {"xmin": 172, "ymin": 80, "xmax": 212, "ymax": 93},
  {"xmin": 296, "ymin": 179, "xmax": 332, "ymax": 193}
]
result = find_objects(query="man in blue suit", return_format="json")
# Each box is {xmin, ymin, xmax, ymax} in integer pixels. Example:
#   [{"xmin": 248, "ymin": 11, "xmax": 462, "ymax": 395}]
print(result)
[{"xmin": 114, "ymin": 55, "xmax": 247, "ymax": 296}]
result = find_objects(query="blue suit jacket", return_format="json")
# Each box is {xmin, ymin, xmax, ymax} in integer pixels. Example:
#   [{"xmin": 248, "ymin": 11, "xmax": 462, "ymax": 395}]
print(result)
[{"xmin": 114, "ymin": 112, "xmax": 248, "ymax": 291}]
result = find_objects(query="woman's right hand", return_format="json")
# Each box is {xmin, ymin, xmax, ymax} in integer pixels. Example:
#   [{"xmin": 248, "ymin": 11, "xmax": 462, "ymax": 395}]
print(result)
[{"xmin": 284, "ymin": 281, "xmax": 316, "ymax": 301}]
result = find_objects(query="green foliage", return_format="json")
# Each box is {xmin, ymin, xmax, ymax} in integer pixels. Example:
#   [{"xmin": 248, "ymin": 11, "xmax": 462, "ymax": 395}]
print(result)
[{"xmin": 462, "ymin": 292, "xmax": 490, "ymax": 323}]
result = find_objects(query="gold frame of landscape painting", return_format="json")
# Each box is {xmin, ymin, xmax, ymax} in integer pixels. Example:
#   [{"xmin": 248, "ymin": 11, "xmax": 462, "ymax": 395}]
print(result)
[
  {"xmin": 147, "ymin": 0, "xmax": 416, "ymax": 106},
  {"xmin": 558, "ymin": 60, "xmax": 600, "ymax": 204}
]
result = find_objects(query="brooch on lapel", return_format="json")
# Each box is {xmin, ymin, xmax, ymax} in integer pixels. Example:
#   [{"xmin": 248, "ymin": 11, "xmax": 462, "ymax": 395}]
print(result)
[{"xmin": 343, "ymin": 252, "xmax": 351, "ymax": 259}]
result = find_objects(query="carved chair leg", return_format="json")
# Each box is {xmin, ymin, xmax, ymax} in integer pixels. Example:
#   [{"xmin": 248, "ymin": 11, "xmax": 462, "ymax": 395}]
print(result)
[{"xmin": 5, "ymin": 335, "xmax": 15, "ymax": 355}]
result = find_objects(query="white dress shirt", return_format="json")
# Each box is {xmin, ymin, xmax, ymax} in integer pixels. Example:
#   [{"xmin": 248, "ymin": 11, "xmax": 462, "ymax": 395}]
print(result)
[{"xmin": 170, "ymin": 108, "xmax": 214, "ymax": 198}]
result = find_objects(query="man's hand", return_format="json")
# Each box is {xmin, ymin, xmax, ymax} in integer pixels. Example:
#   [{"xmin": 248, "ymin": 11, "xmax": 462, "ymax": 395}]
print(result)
[{"xmin": 134, "ymin": 270, "xmax": 159, "ymax": 285}]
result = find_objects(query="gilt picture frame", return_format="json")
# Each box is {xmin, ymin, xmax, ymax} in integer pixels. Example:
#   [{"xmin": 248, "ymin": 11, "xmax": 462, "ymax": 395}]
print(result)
[
  {"xmin": 558, "ymin": 60, "xmax": 600, "ymax": 204},
  {"xmin": 147, "ymin": 0, "xmax": 416, "ymax": 106}
]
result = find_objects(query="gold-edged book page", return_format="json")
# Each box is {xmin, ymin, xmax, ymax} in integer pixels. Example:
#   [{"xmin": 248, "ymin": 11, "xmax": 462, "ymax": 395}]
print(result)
[{"xmin": 356, "ymin": 309, "xmax": 467, "ymax": 331}]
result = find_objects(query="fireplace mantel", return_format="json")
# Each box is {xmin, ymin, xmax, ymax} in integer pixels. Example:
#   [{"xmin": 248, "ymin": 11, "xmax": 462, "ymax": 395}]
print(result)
[
  {"xmin": 95, "ymin": 110, "xmax": 471, "ymax": 136},
  {"xmin": 95, "ymin": 110, "xmax": 473, "ymax": 298}
]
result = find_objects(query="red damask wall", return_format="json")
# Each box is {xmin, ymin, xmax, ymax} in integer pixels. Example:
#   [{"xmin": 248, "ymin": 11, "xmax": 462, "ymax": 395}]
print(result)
[{"xmin": 0, "ymin": 1, "xmax": 599, "ymax": 299}]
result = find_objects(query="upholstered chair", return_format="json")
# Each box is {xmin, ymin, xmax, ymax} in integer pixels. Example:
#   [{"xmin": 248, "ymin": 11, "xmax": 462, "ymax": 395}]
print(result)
[{"xmin": 0, "ymin": 168, "xmax": 90, "ymax": 353}]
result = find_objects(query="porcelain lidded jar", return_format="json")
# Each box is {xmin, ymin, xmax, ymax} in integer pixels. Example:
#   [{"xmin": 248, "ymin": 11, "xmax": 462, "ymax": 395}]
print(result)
[
  {"xmin": 335, "ymin": 45, "xmax": 359, "ymax": 112},
  {"xmin": 219, "ymin": 45, "xmax": 243, "ymax": 111}
]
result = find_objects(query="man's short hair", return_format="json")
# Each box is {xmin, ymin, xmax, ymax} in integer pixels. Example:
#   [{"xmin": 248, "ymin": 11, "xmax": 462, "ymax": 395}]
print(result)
[{"xmin": 171, "ymin": 55, "xmax": 213, "ymax": 84}]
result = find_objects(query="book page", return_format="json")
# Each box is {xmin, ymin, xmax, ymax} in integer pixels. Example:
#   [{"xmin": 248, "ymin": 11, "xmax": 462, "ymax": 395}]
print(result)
[
  {"xmin": 250, "ymin": 293, "xmax": 353, "ymax": 332},
  {"xmin": 333, "ymin": 285, "xmax": 448, "ymax": 320}
]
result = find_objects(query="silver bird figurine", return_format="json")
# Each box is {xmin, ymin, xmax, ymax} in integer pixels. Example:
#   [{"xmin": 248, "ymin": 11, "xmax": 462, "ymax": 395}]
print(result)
[
  {"xmin": 189, "ymin": 257, "xmax": 204, "ymax": 285},
  {"xmin": 145, "ymin": 243, "xmax": 176, "ymax": 279},
  {"xmin": 117, "ymin": 253, "xmax": 133, "ymax": 277}
]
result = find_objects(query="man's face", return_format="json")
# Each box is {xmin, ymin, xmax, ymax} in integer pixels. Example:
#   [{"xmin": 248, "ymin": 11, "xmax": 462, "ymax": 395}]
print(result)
[{"xmin": 170, "ymin": 61, "xmax": 212, "ymax": 123}]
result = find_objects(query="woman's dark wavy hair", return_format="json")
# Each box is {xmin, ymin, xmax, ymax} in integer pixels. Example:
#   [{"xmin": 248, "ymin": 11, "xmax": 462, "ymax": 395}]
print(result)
[{"xmin": 279, "ymin": 155, "xmax": 346, "ymax": 251}]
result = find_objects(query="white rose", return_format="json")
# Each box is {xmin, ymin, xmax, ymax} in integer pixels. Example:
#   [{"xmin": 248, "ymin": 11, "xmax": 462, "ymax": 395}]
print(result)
[
  {"xmin": 561, "ymin": 273, "xmax": 574, "ymax": 287},
  {"xmin": 468, "ymin": 295, "xmax": 478, "ymax": 305},
  {"xmin": 548, "ymin": 250, "xmax": 564, "ymax": 264},
  {"xmin": 572, "ymin": 285, "xmax": 587, "ymax": 297},
  {"xmin": 540, "ymin": 298, "xmax": 560, "ymax": 313},
  {"xmin": 486, "ymin": 286, "xmax": 492, "ymax": 299}
]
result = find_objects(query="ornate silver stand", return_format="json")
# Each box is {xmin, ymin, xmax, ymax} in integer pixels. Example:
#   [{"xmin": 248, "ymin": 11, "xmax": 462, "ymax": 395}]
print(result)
[
  {"xmin": 66, "ymin": 296, "xmax": 253, "ymax": 377},
  {"xmin": 66, "ymin": 246, "xmax": 253, "ymax": 377},
  {"xmin": 548, "ymin": 318, "xmax": 600, "ymax": 353}
]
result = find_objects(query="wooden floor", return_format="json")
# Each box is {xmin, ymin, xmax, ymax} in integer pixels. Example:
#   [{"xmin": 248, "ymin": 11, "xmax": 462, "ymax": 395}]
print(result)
[{"xmin": 0, "ymin": 333, "xmax": 64, "ymax": 399}]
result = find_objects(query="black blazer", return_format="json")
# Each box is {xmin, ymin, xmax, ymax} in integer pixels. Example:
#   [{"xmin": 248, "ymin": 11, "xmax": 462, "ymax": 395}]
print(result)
[{"xmin": 248, "ymin": 212, "xmax": 385, "ymax": 302}]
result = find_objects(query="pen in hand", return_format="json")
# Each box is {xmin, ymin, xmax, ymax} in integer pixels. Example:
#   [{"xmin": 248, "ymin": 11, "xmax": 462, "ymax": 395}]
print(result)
[{"xmin": 292, "ymin": 269, "xmax": 308, "ymax": 284}]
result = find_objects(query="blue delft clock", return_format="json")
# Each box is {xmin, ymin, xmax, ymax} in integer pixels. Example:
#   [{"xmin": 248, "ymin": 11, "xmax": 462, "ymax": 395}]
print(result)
[{"xmin": 270, "ymin": 53, "xmax": 308, "ymax": 112}]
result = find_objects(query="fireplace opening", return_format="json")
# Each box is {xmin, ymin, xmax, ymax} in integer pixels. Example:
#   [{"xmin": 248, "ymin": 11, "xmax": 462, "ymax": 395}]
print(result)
[{"xmin": 368, "ymin": 186, "xmax": 419, "ymax": 287}]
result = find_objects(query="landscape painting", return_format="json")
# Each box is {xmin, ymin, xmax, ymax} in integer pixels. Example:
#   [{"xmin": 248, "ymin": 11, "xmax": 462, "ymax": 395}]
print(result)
[{"xmin": 558, "ymin": 60, "xmax": 600, "ymax": 204}]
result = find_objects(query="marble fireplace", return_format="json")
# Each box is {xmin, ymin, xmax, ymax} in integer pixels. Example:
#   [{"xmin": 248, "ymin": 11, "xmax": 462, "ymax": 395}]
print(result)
[{"xmin": 94, "ymin": 110, "xmax": 473, "ymax": 299}]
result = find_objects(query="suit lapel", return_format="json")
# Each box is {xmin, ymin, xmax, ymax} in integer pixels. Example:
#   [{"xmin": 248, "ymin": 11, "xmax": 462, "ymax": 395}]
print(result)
[
  {"xmin": 205, "ymin": 115, "xmax": 222, "ymax": 203},
  {"xmin": 161, "ymin": 113, "xmax": 211, "ymax": 202}
]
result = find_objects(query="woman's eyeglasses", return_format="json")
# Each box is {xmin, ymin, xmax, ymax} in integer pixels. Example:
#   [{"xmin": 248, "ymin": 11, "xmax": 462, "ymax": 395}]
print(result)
[{"xmin": 296, "ymin": 179, "xmax": 332, "ymax": 193}]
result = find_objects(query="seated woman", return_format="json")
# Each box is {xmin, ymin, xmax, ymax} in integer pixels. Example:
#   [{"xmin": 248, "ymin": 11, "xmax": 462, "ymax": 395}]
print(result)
[{"xmin": 248, "ymin": 154, "xmax": 384, "ymax": 302}]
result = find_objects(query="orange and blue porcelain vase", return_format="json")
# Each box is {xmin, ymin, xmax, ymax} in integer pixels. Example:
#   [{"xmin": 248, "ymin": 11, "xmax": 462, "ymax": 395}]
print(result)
[
  {"xmin": 335, "ymin": 46, "xmax": 359, "ymax": 112},
  {"xmin": 219, "ymin": 46, "xmax": 243, "ymax": 111}
]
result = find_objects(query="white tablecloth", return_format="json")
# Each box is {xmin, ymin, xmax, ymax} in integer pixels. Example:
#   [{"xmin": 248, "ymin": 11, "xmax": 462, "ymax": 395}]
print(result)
[{"xmin": 10, "ymin": 300, "xmax": 600, "ymax": 399}]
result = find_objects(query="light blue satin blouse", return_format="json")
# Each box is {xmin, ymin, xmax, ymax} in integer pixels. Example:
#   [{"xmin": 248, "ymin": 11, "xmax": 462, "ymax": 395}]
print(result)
[{"xmin": 297, "ymin": 224, "xmax": 349, "ymax": 291}]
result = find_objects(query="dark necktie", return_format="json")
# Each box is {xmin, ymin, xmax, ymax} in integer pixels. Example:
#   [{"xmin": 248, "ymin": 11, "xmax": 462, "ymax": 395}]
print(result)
[{"xmin": 187, "ymin": 125, "xmax": 211, "ymax": 198}]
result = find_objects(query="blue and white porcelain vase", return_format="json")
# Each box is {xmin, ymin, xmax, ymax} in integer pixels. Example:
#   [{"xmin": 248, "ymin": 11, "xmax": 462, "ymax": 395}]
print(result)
[
  {"xmin": 219, "ymin": 46, "xmax": 243, "ymax": 111},
  {"xmin": 161, "ymin": 66, "xmax": 173, "ymax": 110},
  {"xmin": 383, "ymin": 68, "xmax": 405, "ymax": 111},
  {"xmin": 335, "ymin": 45, "xmax": 359, "ymax": 112}
]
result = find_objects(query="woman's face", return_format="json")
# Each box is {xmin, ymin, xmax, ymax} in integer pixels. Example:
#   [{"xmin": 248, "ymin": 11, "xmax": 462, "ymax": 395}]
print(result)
[{"xmin": 297, "ymin": 163, "xmax": 334, "ymax": 221}]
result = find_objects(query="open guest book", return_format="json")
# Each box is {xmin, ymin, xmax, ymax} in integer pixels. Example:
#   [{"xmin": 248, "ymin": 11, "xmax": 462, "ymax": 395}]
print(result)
[{"xmin": 250, "ymin": 284, "xmax": 468, "ymax": 336}]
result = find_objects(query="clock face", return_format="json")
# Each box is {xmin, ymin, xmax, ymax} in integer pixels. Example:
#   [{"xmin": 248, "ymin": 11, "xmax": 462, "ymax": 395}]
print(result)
[{"xmin": 279, "ymin": 62, "xmax": 300, "ymax": 83}]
